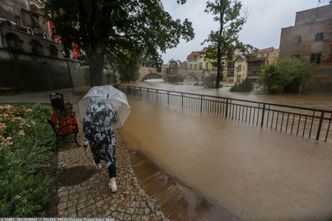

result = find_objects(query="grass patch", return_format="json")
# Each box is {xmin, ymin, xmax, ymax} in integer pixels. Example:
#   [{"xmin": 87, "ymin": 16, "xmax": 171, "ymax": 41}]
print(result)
[{"xmin": 0, "ymin": 103, "xmax": 56, "ymax": 217}]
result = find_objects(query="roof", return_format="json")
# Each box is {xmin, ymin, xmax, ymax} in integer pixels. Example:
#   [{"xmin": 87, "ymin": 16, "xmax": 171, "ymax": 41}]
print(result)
[
  {"xmin": 257, "ymin": 47, "xmax": 275, "ymax": 53},
  {"xmin": 187, "ymin": 51, "xmax": 201, "ymax": 60}
]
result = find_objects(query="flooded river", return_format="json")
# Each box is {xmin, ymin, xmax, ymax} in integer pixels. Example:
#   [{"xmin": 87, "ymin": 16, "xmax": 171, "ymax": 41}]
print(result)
[
  {"xmin": 128, "ymin": 82, "xmax": 332, "ymax": 110},
  {"xmin": 121, "ymin": 84, "xmax": 332, "ymax": 220}
]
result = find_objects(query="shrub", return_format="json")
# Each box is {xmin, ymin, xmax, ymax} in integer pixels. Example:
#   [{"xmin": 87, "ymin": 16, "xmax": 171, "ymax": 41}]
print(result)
[
  {"xmin": 259, "ymin": 57, "xmax": 313, "ymax": 94},
  {"xmin": 168, "ymin": 74, "xmax": 184, "ymax": 83},
  {"xmin": 0, "ymin": 104, "xmax": 55, "ymax": 217},
  {"xmin": 230, "ymin": 79, "xmax": 253, "ymax": 92}
]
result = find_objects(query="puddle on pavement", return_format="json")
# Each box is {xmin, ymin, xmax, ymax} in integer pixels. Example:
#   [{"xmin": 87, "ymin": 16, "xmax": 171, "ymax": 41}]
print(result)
[{"xmin": 57, "ymin": 166, "xmax": 95, "ymax": 186}]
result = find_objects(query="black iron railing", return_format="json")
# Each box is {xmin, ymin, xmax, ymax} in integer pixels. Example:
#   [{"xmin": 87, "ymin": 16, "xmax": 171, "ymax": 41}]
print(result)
[{"xmin": 123, "ymin": 85, "xmax": 332, "ymax": 143}]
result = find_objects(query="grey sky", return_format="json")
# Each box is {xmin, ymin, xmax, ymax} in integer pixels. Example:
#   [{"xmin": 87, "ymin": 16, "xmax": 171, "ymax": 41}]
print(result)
[{"xmin": 160, "ymin": 0, "xmax": 329, "ymax": 63}]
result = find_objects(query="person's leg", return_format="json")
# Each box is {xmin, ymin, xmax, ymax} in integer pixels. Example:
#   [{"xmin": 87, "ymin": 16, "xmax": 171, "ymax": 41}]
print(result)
[
  {"xmin": 90, "ymin": 146, "xmax": 102, "ymax": 169},
  {"xmin": 107, "ymin": 162, "xmax": 116, "ymax": 178},
  {"xmin": 107, "ymin": 146, "xmax": 117, "ymax": 192}
]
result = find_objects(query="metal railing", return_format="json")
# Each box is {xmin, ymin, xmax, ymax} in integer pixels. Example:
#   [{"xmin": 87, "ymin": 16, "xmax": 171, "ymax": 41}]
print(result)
[{"xmin": 123, "ymin": 85, "xmax": 332, "ymax": 143}]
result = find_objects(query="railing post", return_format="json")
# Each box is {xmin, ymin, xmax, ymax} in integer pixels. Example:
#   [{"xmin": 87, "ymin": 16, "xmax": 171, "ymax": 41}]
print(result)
[
  {"xmin": 225, "ymin": 98, "xmax": 229, "ymax": 118},
  {"xmin": 167, "ymin": 91, "xmax": 170, "ymax": 105},
  {"xmin": 147, "ymin": 88, "xmax": 149, "ymax": 99},
  {"xmin": 156, "ymin": 89, "xmax": 159, "ymax": 102},
  {"xmin": 200, "ymin": 95, "xmax": 203, "ymax": 113},
  {"xmin": 139, "ymin": 87, "xmax": 142, "ymax": 96},
  {"xmin": 261, "ymin": 103, "xmax": 266, "ymax": 127},
  {"xmin": 316, "ymin": 111, "xmax": 325, "ymax": 140},
  {"xmin": 181, "ymin": 92, "xmax": 184, "ymax": 108}
]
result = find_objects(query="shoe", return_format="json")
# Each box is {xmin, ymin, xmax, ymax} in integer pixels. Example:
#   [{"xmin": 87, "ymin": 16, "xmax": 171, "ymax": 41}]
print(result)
[
  {"xmin": 109, "ymin": 177, "xmax": 117, "ymax": 193},
  {"xmin": 93, "ymin": 160, "xmax": 102, "ymax": 170}
]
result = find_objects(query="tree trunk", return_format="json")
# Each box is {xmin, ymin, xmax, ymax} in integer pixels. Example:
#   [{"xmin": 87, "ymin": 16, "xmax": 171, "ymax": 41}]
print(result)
[
  {"xmin": 215, "ymin": 2, "xmax": 224, "ymax": 89},
  {"xmin": 216, "ymin": 42, "xmax": 222, "ymax": 89},
  {"xmin": 89, "ymin": 47, "xmax": 104, "ymax": 86}
]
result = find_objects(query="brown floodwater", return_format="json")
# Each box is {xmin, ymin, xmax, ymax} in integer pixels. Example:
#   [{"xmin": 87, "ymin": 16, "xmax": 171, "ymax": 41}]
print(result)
[
  {"xmin": 128, "ymin": 82, "xmax": 332, "ymax": 110},
  {"xmin": 121, "ymin": 93, "xmax": 332, "ymax": 220}
]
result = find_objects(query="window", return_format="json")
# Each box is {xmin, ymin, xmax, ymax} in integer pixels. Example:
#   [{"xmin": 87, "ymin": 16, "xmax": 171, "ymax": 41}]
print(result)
[
  {"xmin": 15, "ymin": 16, "xmax": 22, "ymax": 26},
  {"xmin": 294, "ymin": 35, "xmax": 302, "ymax": 44},
  {"xmin": 31, "ymin": 14, "xmax": 39, "ymax": 28},
  {"xmin": 6, "ymin": 33, "xmax": 23, "ymax": 50},
  {"xmin": 49, "ymin": 44, "xmax": 58, "ymax": 56},
  {"xmin": 315, "ymin": 32, "xmax": 324, "ymax": 41},
  {"xmin": 30, "ymin": 39, "xmax": 43, "ymax": 54},
  {"xmin": 237, "ymin": 65, "xmax": 242, "ymax": 72},
  {"xmin": 310, "ymin": 53, "xmax": 321, "ymax": 64}
]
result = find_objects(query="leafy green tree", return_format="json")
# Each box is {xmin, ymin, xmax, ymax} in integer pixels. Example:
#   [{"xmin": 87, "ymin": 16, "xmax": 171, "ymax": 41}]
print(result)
[
  {"xmin": 167, "ymin": 59, "xmax": 180, "ymax": 82},
  {"xmin": 203, "ymin": 0, "xmax": 251, "ymax": 88},
  {"xmin": 44, "ymin": 0, "xmax": 194, "ymax": 86},
  {"xmin": 259, "ymin": 57, "xmax": 313, "ymax": 93}
]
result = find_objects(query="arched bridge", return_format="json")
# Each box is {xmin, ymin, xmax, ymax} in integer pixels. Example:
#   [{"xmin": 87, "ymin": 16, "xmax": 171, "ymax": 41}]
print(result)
[{"xmin": 139, "ymin": 66, "xmax": 213, "ymax": 82}]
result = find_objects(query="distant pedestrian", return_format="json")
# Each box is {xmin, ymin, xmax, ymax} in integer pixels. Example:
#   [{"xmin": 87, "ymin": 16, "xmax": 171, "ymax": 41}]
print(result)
[{"xmin": 83, "ymin": 100, "xmax": 118, "ymax": 192}]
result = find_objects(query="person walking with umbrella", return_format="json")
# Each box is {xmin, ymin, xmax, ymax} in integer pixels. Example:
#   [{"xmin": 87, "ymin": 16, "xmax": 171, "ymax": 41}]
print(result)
[{"xmin": 79, "ymin": 86, "xmax": 131, "ymax": 193}]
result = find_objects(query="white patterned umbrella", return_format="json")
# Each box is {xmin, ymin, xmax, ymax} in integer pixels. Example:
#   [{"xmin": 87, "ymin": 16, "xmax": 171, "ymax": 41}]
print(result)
[{"xmin": 78, "ymin": 85, "xmax": 131, "ymax": 129}]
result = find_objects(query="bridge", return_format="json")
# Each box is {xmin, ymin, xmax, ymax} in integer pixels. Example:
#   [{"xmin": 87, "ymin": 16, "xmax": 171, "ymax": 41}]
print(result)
[{"xmin": 138, "ymin": 66, "xmax": 215, "ymax": 82}]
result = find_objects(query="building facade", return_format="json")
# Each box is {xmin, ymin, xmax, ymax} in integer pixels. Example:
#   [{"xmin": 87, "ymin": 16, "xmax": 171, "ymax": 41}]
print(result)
[
  {"xmin": 247, "ymin": 47, "xmax": 279, "ymax": 79},
  {"xmin": 186, "ymin": 51, "xmax": 203, "ymax": 70},
  {"xmin": 0, "ymin": 0, "xmax": 50, "ymax": 36},
  {"xmin": 279, "ymin": 2, "xmax": 332, "ymax": 90},
  {"xmin": 233, "ymin": 55, "xmax": 248, "ymax": 83},
  {"xmin": 0, "ymin": 0, "xmax": 84, "ymax": 91}
]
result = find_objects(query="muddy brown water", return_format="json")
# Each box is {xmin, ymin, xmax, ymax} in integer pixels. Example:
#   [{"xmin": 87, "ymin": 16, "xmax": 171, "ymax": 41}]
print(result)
[
  {"xmin": 128, "ymin": 82, "xmax": 332, "ymax": 110},
  {"xmin": 121, "ymin": 94, "xmax": 332, "ymax": 221},
  {"xmin": 129, "ymin": 151, "xmax": 237, "ymax": 221}
]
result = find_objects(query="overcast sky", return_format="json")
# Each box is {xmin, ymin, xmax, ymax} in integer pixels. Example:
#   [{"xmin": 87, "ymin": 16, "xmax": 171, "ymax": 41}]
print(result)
[{"xmin": 160, "ymin": 0, "xmax": 329, "ymax": 63}]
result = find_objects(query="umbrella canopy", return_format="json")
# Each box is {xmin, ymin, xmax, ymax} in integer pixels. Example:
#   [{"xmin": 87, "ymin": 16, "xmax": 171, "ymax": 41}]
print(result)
[{"xmin": 79, "ymin": 85, "xmax": 131, "ymax": 129}]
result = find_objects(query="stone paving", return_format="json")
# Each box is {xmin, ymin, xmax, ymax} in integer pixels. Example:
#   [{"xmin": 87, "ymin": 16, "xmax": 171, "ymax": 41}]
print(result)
[{"xmin": 56, "ymin": 133, "xmax": 169, "ymax": 221}]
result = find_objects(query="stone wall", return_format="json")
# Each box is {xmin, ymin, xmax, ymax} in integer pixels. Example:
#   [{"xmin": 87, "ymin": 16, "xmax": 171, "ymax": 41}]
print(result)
[
  {"xmin": 0, "ymin": 48, "xmax": 73, "ymax": 91},
  {"xmin": 295, "ymin": 4, "xmax": 332, "ymax": 26},
  {"xmin": 67, "ymin": 62, "xmax": 90, "ymax": 89},
  {"xmin": 312, "ymin": 66, "xmax": 332, "ymax": 91}
]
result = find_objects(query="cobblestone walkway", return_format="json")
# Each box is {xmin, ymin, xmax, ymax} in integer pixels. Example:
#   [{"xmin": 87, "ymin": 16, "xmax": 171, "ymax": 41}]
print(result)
[{"xmin": 56, "ymin": 132, "xmax": 168, "ymax": 221}]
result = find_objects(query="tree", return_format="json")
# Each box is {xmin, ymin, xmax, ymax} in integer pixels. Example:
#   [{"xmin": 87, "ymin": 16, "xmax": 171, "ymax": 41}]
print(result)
[
  {"xmin": 44, "ymin": 0, "xmax": 194, "ymax": 86},
  {"xmin": 167, "ymin": 59, "xmax": 184, "ymax": 83},
  {"xmin": 259, "ymin": 57, "xmax": 313, "ymax": 94},
  {"xmin": 167, "ymin": 59, "xmax": 179, "ymax": 79},
  {"xmin": 203, "ymin": 0, "xmax": 251, "ymax": 88}
]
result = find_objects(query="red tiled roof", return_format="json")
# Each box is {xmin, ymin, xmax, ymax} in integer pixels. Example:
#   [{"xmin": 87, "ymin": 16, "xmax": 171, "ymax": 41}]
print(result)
[{"xmin": 187, "ymin": 51, "xmax": 201, "ymax": 59}]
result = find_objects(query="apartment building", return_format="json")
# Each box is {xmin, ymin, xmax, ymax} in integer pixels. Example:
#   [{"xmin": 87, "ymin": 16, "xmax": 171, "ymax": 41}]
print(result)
[{"xmin": 279, "ymin": 2, "xmax": 332, "ymax": 89}]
